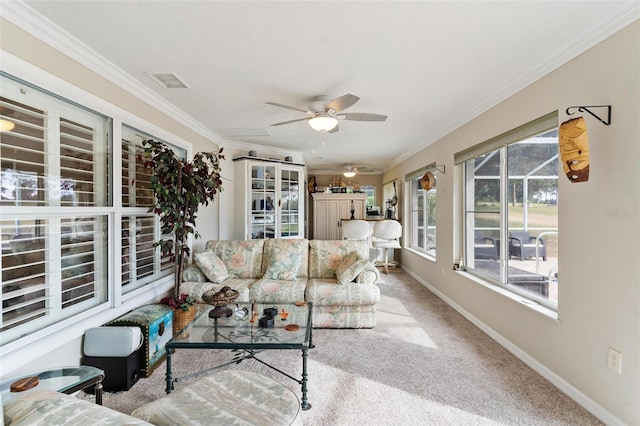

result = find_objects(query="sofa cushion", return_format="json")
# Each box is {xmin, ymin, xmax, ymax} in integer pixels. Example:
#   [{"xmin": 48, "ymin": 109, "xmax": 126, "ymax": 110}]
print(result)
[
  {"xmin": 194, "ymin": 250, "xmax": 229, "ymax": 283},
  {"xmin": 309, "ymin": 240, "xmax": 370, "ymax": 279},
  {"xmin": 3, "ymin": 390, "xmax": 152, "ymax": 425},
  {"xmin": 205, "ymin": 240, "xmax": 265, "ymax": 278},
  {"xmin": 305, "ymin": 278, "xmax": 381, "ymax": 306},
  {"xmin": 264, "ymin": 239, "xmax": 308, "ymax": 280},
  {"xmin": 335, "ymin": 251, "xmax": 370, "ymax": 284},
  {"xmin": 250, "ymin": 277, "xmax": 307, "ymax": 303},
  {"xmin": 182, "ymin": 264, "xmax": 208, "ymax": 282}
]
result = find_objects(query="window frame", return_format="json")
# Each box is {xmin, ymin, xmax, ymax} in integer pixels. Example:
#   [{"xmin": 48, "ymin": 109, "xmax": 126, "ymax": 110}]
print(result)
[
  {"xmin": 0, "ymin": 57, "xmax": 194, "ymax": 361},
  {"xmin": 360, "ymin": 185, "xmax": 376, "ymax": 211},
  {"xmin": 458, "ymin": 112, "xmax": 559, "ymax": 311},
  {"xmin": 405, "ymin": 165, "xmax": 437, "ymax": 259},
  {"xmin": 1, "ymin": 75, "xmax": 113, "ymax": 344}
]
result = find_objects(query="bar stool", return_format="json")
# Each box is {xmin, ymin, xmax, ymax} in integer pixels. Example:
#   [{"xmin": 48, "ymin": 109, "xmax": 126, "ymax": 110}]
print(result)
[
  {"xmin": 372, "ymin": 220, "xmax": 401, "ymax": 273},
  {"xmin": 342, "ymin": 220, "xmax": 370, "ymax": 241}
]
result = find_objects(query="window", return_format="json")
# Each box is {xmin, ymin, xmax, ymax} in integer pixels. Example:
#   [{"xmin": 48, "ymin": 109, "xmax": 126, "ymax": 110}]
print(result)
[
  {"xmin": 406, "ymin": 167, "xmax": 437, "ymax": 258},
  {"xmin": 1, "ymin": 75, "xmax": 110, "ymax": 343},
  {"xmin": 360, "ymin": 185, "xmax": 376, "ymax": 212},
  {"xmin": 1, "ymin": 73, "xmax": 188, "ymax": 348},
  {"xmin": 382, "ymin": 180, "xmax": 398, "ymax": 219},
  {"xmin": 120, "ymin": 126, "xmax": 179, "ymax": 294},
  {"xmin": 457, "ymin": 112, "xmax": 559, "ymax": 309}
]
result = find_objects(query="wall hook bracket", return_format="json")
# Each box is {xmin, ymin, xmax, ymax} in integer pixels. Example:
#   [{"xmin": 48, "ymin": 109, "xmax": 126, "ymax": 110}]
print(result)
[
  {"xmin": 428, "ymin": 165, "xmax": 446, "ymax": 174},
  {"xmin": 565, "ymin": 105, "xmax": 611, "ymax": 126}
]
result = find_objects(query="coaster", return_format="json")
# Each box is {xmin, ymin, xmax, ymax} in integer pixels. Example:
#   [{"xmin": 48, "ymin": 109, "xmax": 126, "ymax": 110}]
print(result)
[
  {"xmin": 285, "ymin": 324, "xmax": 300, "ymax": 331},
  {"xmin": 11, "ymin": 376, "xmax": 39, "ymax": 392}
]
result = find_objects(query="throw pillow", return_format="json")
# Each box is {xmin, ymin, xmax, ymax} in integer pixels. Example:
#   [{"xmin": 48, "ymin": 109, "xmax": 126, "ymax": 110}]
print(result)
[
  {"xmin": 194, "ymin": 250, "xmax": 229, "ymax": 283},
  {"xmin": 264, "ymin": 240, "xmax": 304, "ymax": 280},
  {"xmin": 336, "ymin": 251, "xmax": 370, "ymax": 284}
]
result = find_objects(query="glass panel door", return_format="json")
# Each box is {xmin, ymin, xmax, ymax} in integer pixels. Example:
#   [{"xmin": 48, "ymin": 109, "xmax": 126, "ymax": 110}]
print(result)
[
  {"xmin": 250, "ymin": 164, "xmax": 276, "ymax": 239},
  {"xmin": 279, "ymin": 168, "xmax": 300, "ymax": 238}
]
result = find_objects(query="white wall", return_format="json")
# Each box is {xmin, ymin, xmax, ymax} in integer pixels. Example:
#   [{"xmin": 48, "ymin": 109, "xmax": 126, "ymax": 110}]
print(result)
[{"xmin": 385, "ymin": 21, "xmax": 639, "ymax": 425}]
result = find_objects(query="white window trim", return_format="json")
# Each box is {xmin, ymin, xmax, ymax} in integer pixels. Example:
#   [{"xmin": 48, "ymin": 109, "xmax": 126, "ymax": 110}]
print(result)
[
  {"xmin": 404, "ymin": 166, "xmax": 437, "ymax": 260},
  {"xmin": 0, "ymin": 50, "xmax": 198, "ymax": 373},
  {"xmin": 457, "ymin": 113, "xmax": 559, "ymax": 313}
]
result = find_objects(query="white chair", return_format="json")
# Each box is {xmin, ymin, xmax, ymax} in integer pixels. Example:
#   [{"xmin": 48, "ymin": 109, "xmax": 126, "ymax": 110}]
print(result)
[
  {"xmin": 372, "ymin": 220, "xmax": 402, "ymax": 274},
  {"xmin": 342, "ymin": 220, "xmax": 370, "ymax": 241}
]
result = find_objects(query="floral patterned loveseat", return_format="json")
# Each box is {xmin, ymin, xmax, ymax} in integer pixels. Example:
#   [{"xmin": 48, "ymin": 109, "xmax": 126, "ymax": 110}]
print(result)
[{"xmin": 180, "ymin": 239, "xmax": 381, "ymax": 328}]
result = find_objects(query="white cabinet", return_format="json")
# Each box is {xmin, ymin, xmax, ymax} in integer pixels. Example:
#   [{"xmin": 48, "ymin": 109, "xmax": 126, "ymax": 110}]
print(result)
[
  {"xmin": 312, "ymin": 193, "xmax": 367, "ymax": 240},
  {"xmin": 234, "ymin": 158, "xmax": 305, "ymax": 239}
]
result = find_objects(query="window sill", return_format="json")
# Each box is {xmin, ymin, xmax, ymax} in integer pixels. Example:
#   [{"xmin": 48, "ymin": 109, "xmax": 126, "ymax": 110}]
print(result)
[
  {"xmin": 457, "ymin": 270, "xmax": 560, "ymax": 322},
  {"xmin": 405, "ymin": 247, "xmax": 436, "ymax": 262}
]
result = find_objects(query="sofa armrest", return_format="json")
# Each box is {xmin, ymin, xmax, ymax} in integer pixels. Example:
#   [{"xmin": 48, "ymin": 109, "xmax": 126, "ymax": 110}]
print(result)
[
  {"xmin": 355, "ymin": 262, "xmax": 381, "ymax": 284},
  {"xmin": 3, "ymin": 390, "xmax": 152, "ymax": 425}
]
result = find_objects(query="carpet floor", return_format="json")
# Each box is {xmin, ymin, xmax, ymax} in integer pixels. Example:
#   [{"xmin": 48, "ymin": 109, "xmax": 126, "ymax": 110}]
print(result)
[{"xmin": 84, "ymin": 270, "xmax": 602, "ymax": 425}]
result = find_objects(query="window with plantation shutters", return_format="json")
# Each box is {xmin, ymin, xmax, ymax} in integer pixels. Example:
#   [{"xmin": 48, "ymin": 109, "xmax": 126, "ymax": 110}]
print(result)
[
  {"xmin": 1, "ymin": 70, "xmax": 195, "ymax": 353},
  {"xmin": 1, "ymin": 75, "xmax": 110, "ymax": 344},
  {"xmin": 120, "ymin": 126, "xmax": 178, "ymax": 294},
  {"xmin": 60, "ymin": 118, "xmax": 104, "ymax": 206}
]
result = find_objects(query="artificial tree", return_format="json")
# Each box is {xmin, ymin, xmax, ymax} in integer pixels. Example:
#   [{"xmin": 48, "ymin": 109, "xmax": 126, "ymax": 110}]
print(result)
[{"xmin": 140, "ymin": 139, "xmax": 224, "ymax": 304}]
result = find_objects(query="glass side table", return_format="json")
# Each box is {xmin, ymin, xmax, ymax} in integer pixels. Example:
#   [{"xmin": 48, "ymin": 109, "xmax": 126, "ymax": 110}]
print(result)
[{"xmin": 0, "ymin": 366, "xmax": 105, "ymax": 405}]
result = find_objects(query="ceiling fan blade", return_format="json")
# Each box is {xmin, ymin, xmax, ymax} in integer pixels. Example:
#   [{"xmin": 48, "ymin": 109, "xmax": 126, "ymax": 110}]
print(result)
[
  {"xmin": 328, "ymin": 123, "xmax": 340, "ymax": 134},
  {"xmin": 326, "ymin": 94, "xmax": 360, "ymax": 113},
  {"xmin": 270, "ymin": 117, "xmax": 311, "ymax": 126},
  {"xmin": 265, "ymin": 102, "xmax": 312, "ymax": 114},
  {"xmin": 338, "ymin": 112, "xmax": 387, "ymax": 122}
]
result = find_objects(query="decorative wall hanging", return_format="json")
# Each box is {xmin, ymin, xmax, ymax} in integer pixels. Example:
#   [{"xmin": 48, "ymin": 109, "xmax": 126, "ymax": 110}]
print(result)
[
  {"xmin": 421, "ymin": 171, "xmax": 436, "ymax": 190},
  {"xmin": 559, "ymin": 116, "xmax": 590, "ymax": 182}
]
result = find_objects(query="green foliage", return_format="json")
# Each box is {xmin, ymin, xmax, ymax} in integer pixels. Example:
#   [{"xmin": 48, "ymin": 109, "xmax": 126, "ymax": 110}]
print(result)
[{"xmin": 139, "ymin": 139, "xmax": 225, "ymax": 301}]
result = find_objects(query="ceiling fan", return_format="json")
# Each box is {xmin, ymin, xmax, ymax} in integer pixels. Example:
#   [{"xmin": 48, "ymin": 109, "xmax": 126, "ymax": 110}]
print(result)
[
  {"xmin": 266, "ymin": 94, "xmax": 387, "ymax": 133},
  {"xmin": 342, "ymin": 163, "xmax": 361, "ymax": 178}
]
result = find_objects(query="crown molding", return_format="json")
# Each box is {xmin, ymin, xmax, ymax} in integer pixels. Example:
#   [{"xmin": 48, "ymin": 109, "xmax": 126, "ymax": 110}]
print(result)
[{"xmin": 0, "ymin": 0, "xmax": 226, "ymax": 146}]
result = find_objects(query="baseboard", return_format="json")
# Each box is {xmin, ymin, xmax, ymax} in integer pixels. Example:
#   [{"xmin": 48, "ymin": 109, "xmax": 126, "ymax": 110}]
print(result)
[{"xmin": 402, "ymin": 266, "xmax": 626, "ymax": 426}]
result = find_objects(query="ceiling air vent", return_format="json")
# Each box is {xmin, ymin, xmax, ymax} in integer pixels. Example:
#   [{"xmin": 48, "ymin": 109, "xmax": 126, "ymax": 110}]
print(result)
[
  {"xmin": 145, "ymin": 72, "xmax": 190, "ymax": 89},
  {"xmin": 219, "ymin": 128, "xmax": 271, "ymax": 137}
]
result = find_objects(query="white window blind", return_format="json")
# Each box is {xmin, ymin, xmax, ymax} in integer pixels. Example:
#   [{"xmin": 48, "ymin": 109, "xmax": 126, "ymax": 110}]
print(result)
[{"xmin": 454, "ymin": 111, "xmax": 558, "ymax": 165}]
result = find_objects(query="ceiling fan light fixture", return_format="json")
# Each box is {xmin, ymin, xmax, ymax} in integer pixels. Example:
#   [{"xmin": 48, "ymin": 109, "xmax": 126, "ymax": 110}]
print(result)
[
  {"xmin": 308, "ymin": 116, "xmax": 338, "ymax": 132},
  {"xmin": 0, "ymin": 119, "xmax": 15, "ymax": 132},
  {"xmin": 343, "ymin": 171, "xmax": 356, "ymax": 178}
]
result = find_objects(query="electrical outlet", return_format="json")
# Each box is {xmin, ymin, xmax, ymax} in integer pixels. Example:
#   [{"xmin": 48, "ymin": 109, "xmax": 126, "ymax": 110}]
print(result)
[{"xmin": 607, "ymin": 347, "xmax": 622, "ymax": 374}]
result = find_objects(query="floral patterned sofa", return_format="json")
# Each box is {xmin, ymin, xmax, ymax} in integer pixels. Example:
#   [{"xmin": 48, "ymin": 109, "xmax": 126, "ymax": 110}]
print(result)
[{"xmin": 180, "ymin": 239, "xmax": 381, "ymax": 328}]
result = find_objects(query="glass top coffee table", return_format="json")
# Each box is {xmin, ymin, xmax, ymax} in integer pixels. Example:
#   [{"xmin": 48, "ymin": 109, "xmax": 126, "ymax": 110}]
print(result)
[
  {"xmin": 165, "ymin": 301, "xmax": 313, "ymax": 410},
  {"xmin": 0, "ymin": 366, "xmax": 105, "ymax": 405}
]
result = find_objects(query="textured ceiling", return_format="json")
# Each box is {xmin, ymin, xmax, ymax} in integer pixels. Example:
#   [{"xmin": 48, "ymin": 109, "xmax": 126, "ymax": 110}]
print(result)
[{"xmin": 16, "ymin": 1, "xmax": 640, "ymax": 173}]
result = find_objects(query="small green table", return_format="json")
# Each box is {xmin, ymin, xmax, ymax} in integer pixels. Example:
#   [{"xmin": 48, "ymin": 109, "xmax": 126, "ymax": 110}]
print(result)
[
  {"xmin": 0, "ymin": 366, "xmax": 105, "ymax": 405},
  {"xmin": 165, "ymin": 301, "xmax": 314, "ymax": 410}
]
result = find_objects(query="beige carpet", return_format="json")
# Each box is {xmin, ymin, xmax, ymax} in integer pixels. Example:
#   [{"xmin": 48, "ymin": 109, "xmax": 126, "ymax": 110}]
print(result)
[{"xmin": 84, "ymin": 270, "xmax": 602, "ymax": 425}]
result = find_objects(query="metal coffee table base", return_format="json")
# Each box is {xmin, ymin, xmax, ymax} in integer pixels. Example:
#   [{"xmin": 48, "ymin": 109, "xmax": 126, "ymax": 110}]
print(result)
[{"xmin": 166, "ymin": 345, "xmax": 312, "ymax": 410}]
